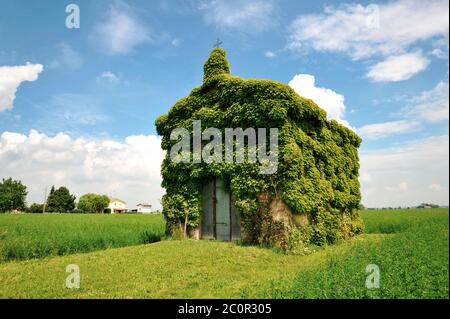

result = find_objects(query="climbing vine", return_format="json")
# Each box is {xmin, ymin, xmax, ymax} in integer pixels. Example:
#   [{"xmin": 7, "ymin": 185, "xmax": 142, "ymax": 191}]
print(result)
[{"xmin": 156, "ymin": 48, "xmax": 364, "ymax": 247}]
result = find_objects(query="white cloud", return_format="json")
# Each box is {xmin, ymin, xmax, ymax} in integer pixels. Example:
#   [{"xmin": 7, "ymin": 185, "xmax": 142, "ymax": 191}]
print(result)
[
  {"xmin": 97, "ymin": 71, "xmax": 120, "ymax": 84},
  {"xmin": 360, "ymin": 134, "xmax": 449, "ymax": 207},
  {"xmin": 264, "ymin": 51, "xmax": 276, "ymax": 58},
  {"xmin": 199, "ymin": 0, "xmax": 275, "ymax": 32},
  {"xmin": 431, "ymin": 48, "xmax": 448, "ymax": 59},
  {"xmin": 0, "ymin": 130, "xmax": 165, "ymax": 210},
  {"xmin": 357, "ymin": 80, "xmax": 448, "ymax": 139},
  {"xmin": 357, "ymin": 120, "xmax": 420, "ymax": 139},
  {"xmin": 288, "ymin": 0, "xmax": 449, "ymax": 60},
  {"xmin": 288, "ymin": 74, "xmax": 350, "ymax": 126},
  {"xmin": 401, "ymin": 81, "xmax": 449, "ymax": 123},
  {"xmin": 48, "ymin": 43, "xmax": 83, "ymax": 70},
  {"xmin": 366, "ymin": 52, "xmax": 430, "ymax": 82},
  {"xmin": 431, "ymin": 37, "xmax": 449, "ymax": 59},
  {"xmin": 92, "ymin": 2, "xmax": 151, "ymax": 55},
  {"xmin": 0, "ymin": 63, "xmax": 43, "ymax": 112}
]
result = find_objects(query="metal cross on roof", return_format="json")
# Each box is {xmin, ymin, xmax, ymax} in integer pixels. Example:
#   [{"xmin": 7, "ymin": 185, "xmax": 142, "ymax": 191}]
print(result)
[{"xmin": 213, "ymin": 38, "xmax": 223, "ymax": 48}]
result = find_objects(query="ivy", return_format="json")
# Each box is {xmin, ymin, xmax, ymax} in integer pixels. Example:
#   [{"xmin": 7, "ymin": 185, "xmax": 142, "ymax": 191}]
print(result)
[{"xmin": 155, "ymin": 48, "xmax": 363, "ymax": 246}]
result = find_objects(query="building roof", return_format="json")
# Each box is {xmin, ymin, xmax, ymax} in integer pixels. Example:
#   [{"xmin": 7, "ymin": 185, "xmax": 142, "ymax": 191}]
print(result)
[
  {"xmin": 137, "ymin": 203, "xmax": 152, "ymax": 207},
  {"xmin": 109, "ymin": 197, "xmax": 126, "ymax": 204}
]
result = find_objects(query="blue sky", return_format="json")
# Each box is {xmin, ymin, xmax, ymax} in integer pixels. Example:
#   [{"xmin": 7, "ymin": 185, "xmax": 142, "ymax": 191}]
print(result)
[{"xmin": 0, "ymin": 0, "xmax": 448, "ymax": 209}]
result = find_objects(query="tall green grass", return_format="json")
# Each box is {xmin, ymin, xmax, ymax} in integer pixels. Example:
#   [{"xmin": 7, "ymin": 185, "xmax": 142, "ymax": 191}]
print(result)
[
  {"xmin": 0, "ymin": 214, "xmax": 165, "ymax": 262},
  {"xmin": 257, "ymin": 209, "xmax": 449, "ymax": 298}
]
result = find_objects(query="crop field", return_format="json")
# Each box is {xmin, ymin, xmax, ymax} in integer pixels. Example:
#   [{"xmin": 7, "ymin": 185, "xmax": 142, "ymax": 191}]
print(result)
[
  {"xmin": 0, "ymin": 209, "xmax": 448, "ymax": 298},
  {"xmin": 0, "ymin": 214, "xmax": 165, "ymax": 262}
]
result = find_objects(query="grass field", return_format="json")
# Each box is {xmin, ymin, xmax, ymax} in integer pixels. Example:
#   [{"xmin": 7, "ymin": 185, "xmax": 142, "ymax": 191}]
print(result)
[
  {"xmin": 256, "ymin": 209, "xmax": 449, "ymax": 298},
  {"xmin": 0, "ymin": 209, "xmax": 448, "ymax": 298},
  {"xmin": 0, "ymin": 214, "xmax": 165, "ymax": 262}
]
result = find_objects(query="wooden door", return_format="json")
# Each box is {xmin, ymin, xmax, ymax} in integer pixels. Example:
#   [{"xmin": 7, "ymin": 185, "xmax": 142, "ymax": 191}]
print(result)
[{"xmin": 200, "ymin": 178, "xmax": 240, "ymax": 241}]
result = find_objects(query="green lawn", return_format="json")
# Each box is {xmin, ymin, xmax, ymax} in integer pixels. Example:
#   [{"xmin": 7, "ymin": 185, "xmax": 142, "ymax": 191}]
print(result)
[
  {"xmin": 0, "ymin": 213, "xmax": 165, "ymax": 261},
  {"xmin": 0, "ymin": 209, "xmax": 448, "ymax": 298}
]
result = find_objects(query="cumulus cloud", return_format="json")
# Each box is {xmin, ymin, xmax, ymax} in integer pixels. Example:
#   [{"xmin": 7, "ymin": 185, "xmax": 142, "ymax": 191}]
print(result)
[
  {"xmin": 357, "ymin": 120, "xmax": 421, "ymax": 139},
  {"xmin": 288, "ymin": 74, "xmax": 350, "ymax": 127},
  {"xmin": 0, "ymin": 130, "xmax": 165, "ymax": 210},
  {"xmin": 0, "ymin": 63, "xmax": 43, "ymax": 112},
  {"xmin": 366, "ymin": 52, "xmax": 430, "ymax": 82},
  {"xmin": 199, "ymin": 0, "xmax": 276, "ymax": 32},
  {"xmin": 360, "ymin": 134, "xmax": 449, "ymax": 207},
  {"xmin": 287, "ymin": 0, "xmax": 448, "ymax": 82},
  {"xmin": 288, "ymin": 0, "xmax": 449, "ymax": 60},
  {"xmin": 92, "ymin": 2, "xmax": 151, "ymax": 55},
  {"xmin": 48, "ymin": 43, "xmax": 83, "ymax": 70}
]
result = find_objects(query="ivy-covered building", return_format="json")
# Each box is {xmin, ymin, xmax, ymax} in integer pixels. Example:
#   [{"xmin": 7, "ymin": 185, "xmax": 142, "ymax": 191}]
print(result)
[{"xmin": 156, "ymin": 48, "xmax": 363, "ymax": 249}]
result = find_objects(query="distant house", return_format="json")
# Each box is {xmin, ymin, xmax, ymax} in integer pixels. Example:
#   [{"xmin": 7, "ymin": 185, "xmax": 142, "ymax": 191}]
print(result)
[
  {"xmin": 107, "ymin": 197, "xmax": 127, "ymax": 214},
  {"xmin": 417, "ymin": 203, "xmax": 439, "ymax": 209},
  {"xmin": 136, "ymin": 203, "xmax": 152, "ymax": 214}
]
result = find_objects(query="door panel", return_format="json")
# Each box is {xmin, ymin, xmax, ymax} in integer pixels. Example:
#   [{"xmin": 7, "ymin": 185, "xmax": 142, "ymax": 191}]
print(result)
[
  {"xmin": 230, "ymin": 194, "xmax": 241, "ymax": 240},
  {"xmin": 201, "ymin": 180, "xmax": 215, "ymax": 239},
  {"xmin": 215, "ymin": 178, "xmax": 231, "ymax": 241}
]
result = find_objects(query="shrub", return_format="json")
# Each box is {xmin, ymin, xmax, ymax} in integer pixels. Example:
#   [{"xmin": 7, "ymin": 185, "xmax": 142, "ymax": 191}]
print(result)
[
  {"xmin": 27, "ymin": 203, "xmax": 44, "ymax": 214},
  {"xmin": 282, "ymin": 225, "xmax": 314, "ymax": 255},
  {"xmin": 77, "ymin": 193, "xmax": 109, "ymax": 214}
]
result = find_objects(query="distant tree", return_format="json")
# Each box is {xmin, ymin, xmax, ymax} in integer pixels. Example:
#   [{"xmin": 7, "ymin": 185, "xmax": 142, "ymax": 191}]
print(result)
[
  {"xmin": 77, "ymin": 193, "xmax": 110, "ymax": 214},
  {"xmin": 358, "ymin": 203, "xmax": 366, "ymax": 211},
  {"xmin": 49, "ymin": 185, "xmax": 55, "ymax": 196},
  {"xmin": 28, "ymin": 203, "xmax": 44, "ymax": 214},
  {"xmin": 46, "ymin": 186, "xmax": 76, "ymax": 213},
  {"xmin": 42, "ymin": 185, "xmax": 55, "ymax": 213},
  {"xmin": 0, "ymin": 178, "xmax": 28, "ymax": 212}
]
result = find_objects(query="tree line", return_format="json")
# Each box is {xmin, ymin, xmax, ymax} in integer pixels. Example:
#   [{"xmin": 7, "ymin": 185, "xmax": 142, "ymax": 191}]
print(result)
[{"xmin": 0, "ymin": 177, "xmax": 111, "ymax": 214}]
